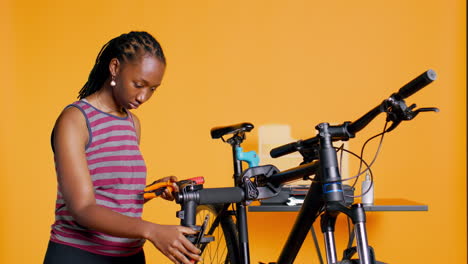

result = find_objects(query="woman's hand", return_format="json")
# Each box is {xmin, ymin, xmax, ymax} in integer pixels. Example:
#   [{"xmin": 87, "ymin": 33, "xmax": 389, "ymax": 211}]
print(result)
[
  {"xmin": 147, "ymin": 224, "xmax": 202, "ymax": 264},
  {"xmin": 154, "ymin": 176, "xmax": 178, "ymax": 201}
]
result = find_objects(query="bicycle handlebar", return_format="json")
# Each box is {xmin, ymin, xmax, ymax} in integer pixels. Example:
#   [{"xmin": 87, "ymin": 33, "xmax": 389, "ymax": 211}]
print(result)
[
  {"xmin": 269, "ymin": 141, "xmax": 306, "ymax": 160},
  {"xmin": 177, "ymin": 162, "xmax": 320, "ymax": 206},
  {"xmin": 198, "ymin": 187, "xmax": 245, "ymax": 204},
  {"xmin": 396, "ymin": 69, "xmax": 437, "ymax": 99},
  {"xmin": 176, "ymin": 187, "xmax": 246, "ymax": 205},
  {"xmin": 268, "ymin": 161, "xmax": 320, "ymax": 187},
  {"xmin": 270, "ymin": 69, "xmax": 437, "ymax": 159}
]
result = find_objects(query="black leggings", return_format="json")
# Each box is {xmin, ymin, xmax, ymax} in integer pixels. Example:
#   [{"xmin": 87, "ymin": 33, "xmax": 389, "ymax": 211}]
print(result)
[{"xmin": 43, "ymin": 241, "xmax": 146, "ymax": 264}]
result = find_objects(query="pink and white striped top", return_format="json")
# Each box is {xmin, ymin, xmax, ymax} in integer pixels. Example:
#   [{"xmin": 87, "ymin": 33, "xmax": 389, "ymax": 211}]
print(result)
[{"xmin": 50, "ymin": 100, "xmax": 146, "ymax": 256}]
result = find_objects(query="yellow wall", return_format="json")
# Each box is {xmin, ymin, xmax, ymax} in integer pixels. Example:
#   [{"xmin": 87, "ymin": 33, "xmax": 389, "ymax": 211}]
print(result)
[{"xmin": 1, "ymin": 0, "xmax": 465, "ymax": 263}]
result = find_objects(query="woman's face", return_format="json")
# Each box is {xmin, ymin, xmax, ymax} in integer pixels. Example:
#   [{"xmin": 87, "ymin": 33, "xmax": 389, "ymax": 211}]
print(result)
[{"xmin": 112, "ymin": 55, "xmax": 165, "ymax": 110}]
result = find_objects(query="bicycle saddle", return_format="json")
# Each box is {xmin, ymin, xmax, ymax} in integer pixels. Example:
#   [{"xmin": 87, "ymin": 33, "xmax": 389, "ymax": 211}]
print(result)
[{"xmin": 210, "ymin": 122, "xmax": 254, "ymax": 139}]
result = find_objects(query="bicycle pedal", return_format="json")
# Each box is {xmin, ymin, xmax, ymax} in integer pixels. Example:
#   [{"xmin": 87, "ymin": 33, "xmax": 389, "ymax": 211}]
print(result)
[
  {"xmin": 186, "ymin": 234, "xmax": 214, "ymax": 244},
  {"xmin": 198, "ymin": 235, "xmax": 214, "ymax": 244}
]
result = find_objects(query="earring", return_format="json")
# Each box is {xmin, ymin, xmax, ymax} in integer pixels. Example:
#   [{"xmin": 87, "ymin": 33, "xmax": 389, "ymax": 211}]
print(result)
[{"xmin": 110, "ymin": 76, "xmax": 116, "ymax": 87}]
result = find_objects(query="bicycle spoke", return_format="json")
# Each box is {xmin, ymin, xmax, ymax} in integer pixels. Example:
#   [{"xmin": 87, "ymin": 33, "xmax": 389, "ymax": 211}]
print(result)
[{"xmin": 196, "ymin": 205, "xmax": 237, "ymax": 264}]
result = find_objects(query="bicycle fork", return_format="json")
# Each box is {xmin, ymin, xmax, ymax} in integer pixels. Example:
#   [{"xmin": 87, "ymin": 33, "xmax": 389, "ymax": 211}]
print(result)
[
  {"xmin": 318, "ymin": 123, "xmax": 373, "ymax": 264},
  {"xmin": 321, "ymin": 203, "xmax": 372, "ymax": 264}
]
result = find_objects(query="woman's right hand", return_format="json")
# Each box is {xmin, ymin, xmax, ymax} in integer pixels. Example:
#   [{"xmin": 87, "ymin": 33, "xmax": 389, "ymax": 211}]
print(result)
[{"xmin": 146, "ymin": 223, "xmax": 202, "ymax": 264}]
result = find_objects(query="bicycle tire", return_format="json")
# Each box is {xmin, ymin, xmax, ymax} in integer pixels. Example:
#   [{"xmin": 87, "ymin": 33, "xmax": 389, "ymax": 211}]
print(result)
[{"xmin": 196, "ymin": 204, "xmax": 240, "ymax": 264}]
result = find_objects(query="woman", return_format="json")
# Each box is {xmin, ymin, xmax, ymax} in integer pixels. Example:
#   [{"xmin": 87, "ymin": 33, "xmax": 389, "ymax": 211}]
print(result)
[{"xmin": 44, "ymin": 31, "xmax": 201, "ymax": 264}]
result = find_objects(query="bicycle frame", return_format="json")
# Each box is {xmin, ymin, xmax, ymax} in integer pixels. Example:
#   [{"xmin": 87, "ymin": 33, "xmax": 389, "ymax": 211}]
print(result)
[
  {"xmin": 176, "ymin": 128, "xmax": 371, "ymax": 264},
  {"xmin": 175, "ymin": 70, "xmax": 438, "ymax": 264},
  {"xmin": 230, "ymin": 123, "xmax": 372, "ymax": 264}
]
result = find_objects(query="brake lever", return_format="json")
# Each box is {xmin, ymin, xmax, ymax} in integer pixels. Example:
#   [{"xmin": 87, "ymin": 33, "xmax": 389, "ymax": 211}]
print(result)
[
  {"xmin": 412, "ymin": 107, "xmax": 440, "ymax": 116},
  {"xmin": 404, "ymin": 105, "xmax": 439, "ymax": 120},
  {"xmin": 386, "ymin": 106, "xmax": 439, "ymax": 133}
]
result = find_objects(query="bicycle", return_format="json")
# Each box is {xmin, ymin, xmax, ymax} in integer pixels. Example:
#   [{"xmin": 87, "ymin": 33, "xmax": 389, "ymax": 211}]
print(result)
[{"xmin": 173, "ymin": 70, "xmax": 438, "ymax": 264}]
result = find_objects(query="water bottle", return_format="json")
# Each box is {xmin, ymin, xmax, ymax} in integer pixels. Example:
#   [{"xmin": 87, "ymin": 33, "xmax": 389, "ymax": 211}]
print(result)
[{"xmin": 361, "ymin": 171, "xmax": 374, "ymax": 205}]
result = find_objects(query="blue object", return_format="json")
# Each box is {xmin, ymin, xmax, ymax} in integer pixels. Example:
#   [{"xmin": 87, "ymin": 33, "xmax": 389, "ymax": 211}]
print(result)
[
  {"xmin": 323, "ymin": 182, "xmax": 343, "ymax": 194},
  {"xmin": 235, "ymin": 147, "xmax": 260, "ymax": 167}
]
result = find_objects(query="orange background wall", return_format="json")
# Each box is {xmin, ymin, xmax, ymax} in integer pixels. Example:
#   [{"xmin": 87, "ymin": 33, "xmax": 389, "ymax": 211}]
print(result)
[{"xmin": 0, "ymin": 1, "xmax": 465, "ymax": 263}]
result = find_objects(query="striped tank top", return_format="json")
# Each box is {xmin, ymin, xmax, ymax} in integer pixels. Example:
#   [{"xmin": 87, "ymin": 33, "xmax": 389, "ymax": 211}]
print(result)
[{"xmin": 50, "ymin": 99, "xmax": 147, "ymax": 256}]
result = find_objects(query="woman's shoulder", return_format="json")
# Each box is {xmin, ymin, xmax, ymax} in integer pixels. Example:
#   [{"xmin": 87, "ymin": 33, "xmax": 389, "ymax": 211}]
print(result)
[
  {"xmin": 51, "ymin": 102, "xmax": 89, "ymax": 152},
  {"xmin": 60, "ymin": 104, "xmax": 85, "ymax": 118},
  {"xmin": 58, "ymin": 99, "xmax": 96, "ymax": 121},
  {"xmin": 54, "ymin": 102, "xmax": 88, "ymax": 132}
]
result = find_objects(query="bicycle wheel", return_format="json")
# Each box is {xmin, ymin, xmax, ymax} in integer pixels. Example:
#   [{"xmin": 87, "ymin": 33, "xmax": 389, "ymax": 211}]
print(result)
[{"xmin": 196, "ymin": 204, "xmax": 240, "ymax": 264}]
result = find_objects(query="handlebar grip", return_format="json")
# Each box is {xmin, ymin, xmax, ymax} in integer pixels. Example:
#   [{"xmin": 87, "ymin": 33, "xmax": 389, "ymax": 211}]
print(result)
[
  {"xmin": 270, "ymin": 141, "xmax": 299, "ymax": 158},
  {"xmin": 198, "ymin": 187, "xmax": 245, "ymax": 204},
  {"xmin": 396, "ymin": 69, "xmax": 437, "ymax": 99}
]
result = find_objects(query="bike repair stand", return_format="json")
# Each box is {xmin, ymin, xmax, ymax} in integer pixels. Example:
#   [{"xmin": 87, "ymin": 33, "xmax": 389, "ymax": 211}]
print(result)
[{"xmin": 175, "ymin": 182, "xmax": 214, "ymax": 249}]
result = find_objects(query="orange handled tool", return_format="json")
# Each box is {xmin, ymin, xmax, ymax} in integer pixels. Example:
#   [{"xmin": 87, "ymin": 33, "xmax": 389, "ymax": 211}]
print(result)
[
  {"xmin": 141, "ymin": 177, "xmax": 205, "ymax": 200},
  {"xmin": 141, "ymin": 180, "xmax": 175, "ymax": 200}
]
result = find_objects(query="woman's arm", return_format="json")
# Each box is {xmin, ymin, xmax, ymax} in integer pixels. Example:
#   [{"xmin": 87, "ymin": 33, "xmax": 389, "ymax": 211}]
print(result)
[{"xmin": 52, "ymin": 107, "xmax": 200, "ymax": 263}]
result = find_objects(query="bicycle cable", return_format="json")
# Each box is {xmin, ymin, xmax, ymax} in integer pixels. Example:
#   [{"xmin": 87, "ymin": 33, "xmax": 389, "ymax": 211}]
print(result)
[
  {"xmin": 332, "ymin": 120, "xmax": 389, "ymax": 199},
  {"xmin": 336, "ymin": 148, "xmax": 374, "ymax": 198},
  {"xmin": 351, "ymin": 120, "xmax": 389, "ymax": 188},
  {"xmin": 342, "ymin": 122, "xmax": 389, "ymax": 256},
  {"xmin": 331, "ymin": 120, "xmax": 389, "ymax": 198},
  {"xmin": 337, "ymin": 143, "xmax": 345, "ymax": 178},
  {"xmin": 305, "ymin": 145, "xmax": 375, "ymax": 199}
]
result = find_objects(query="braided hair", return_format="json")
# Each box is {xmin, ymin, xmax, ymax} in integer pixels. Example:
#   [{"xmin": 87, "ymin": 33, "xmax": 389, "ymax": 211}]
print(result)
[{"xmin": 78, "ymin": 31, "xmax": 166, "ymax": 99}]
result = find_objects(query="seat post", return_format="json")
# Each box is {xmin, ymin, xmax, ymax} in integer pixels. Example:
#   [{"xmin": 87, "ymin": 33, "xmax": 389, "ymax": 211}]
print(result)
[
  {"xmin": 227, "ymin": 134, "xmax": 244, "ymax": 182},
  {"xmin": 227, "ymin": 134, "xmax": 251, "ymax": 264},
  {"xmin": 210, "ymin": 122, "xmax": 255, "ymax": 264}
]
